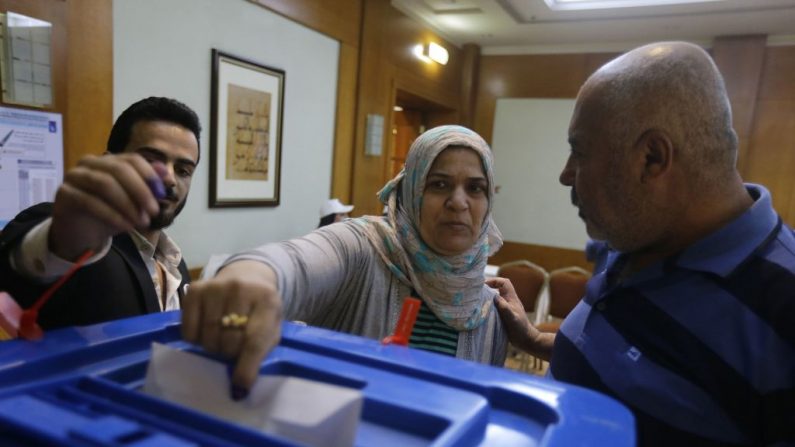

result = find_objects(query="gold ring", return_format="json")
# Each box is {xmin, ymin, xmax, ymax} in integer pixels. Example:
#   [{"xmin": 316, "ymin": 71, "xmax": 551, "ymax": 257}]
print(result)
[{"xmin": 220, "ymin": 313, "xmax": 248, "ymax": 329}]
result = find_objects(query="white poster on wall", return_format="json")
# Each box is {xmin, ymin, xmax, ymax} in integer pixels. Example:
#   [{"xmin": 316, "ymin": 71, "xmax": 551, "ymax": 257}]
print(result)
[{"xmin": 0, "ymin": 106, "xmax": 63, "ymax": 229}]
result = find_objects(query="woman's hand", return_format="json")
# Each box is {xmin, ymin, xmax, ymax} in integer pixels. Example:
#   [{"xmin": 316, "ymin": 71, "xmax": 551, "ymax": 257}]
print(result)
[
  {"xmin": 487, "ymin": 277, "xmax": 554, "ymax": 361},
  {"xmin": 181, "ymin": 260, "xmax": 282, "ymax": 398}
]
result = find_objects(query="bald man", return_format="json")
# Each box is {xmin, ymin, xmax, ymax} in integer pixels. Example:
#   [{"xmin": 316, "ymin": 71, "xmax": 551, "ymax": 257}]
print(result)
[{"xmin": 492, "ymin": 42, "xmax": 795, "ymax": 446}]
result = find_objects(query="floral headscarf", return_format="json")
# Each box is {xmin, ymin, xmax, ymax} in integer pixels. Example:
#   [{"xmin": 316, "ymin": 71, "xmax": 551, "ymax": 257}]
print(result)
[{"xmin": 355, "ymin": 125, "xmax": 503, "ymax": 331}]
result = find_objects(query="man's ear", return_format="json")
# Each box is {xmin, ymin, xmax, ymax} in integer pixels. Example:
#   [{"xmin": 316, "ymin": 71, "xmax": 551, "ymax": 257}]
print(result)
[{"xmin": 636, "ymin": 129, "xmax": 674, "ymax": 182}]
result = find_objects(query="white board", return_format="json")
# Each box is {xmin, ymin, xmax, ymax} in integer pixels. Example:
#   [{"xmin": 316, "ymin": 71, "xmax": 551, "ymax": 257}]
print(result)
[{"xmin": 491, "ymin": 98, "xmax": 588, "ymax": 251}]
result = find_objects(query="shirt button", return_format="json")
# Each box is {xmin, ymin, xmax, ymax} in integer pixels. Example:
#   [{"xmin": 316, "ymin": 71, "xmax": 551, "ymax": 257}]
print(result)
[{"xmin": 596, "ymin": 302, "xmax": 606, "ymax": 311}]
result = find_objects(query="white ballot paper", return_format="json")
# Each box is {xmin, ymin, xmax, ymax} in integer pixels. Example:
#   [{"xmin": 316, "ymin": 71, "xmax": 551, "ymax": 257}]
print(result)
[{"xmin": 143, "ymin": 343, "xmax": 363, "ymax": 447}]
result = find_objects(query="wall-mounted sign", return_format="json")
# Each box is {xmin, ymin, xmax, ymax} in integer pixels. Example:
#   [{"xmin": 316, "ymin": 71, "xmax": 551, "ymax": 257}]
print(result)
[
  {"xmin": 0, "ymin": 12, "xmax": 53, "ymax": 108},
  {"xmin": 0, "ymin": 105, "xmax": 63, "ymax": 229},
  {"xmin": 365, "ymin": 113, "xmax": 384, "ymax": 156}
]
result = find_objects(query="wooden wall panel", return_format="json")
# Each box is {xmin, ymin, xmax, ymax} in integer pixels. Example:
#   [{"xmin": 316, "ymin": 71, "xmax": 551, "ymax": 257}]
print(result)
[
  {"xmin": 712, "ymin": 35, "xmax": 766, "ymax": 178},
  {"xmin": 584, "ymin": 53, "xmax": 617, "ymax": 77},
  {"xmin": 351, "ymin": 0, "xmax": 394, "ymax": 215},
  {"xmin": 189, "ymin": 266, "xmax": 203, "ymax": 281},
  {"xmin": 331, "ymin": 42, "xmax": 359, "ymax": 201},
  {"xmin": 248, "ymin": 0, "xmax": 362, "ymax": 47},
  {"xmin": 391, "ymin": 109, "xmax": 422, "ymax": 178},
  {"xmin": 745, "ymin": 45, "xmax": 795, "ymax": 226},
  {"xmin": 65, "ymin": 0, "xmax": 112, "ymax": 168},
  {"xmin": 0, "ymin": 0, "xmax": 112, "ymax": 170},
  {"xmin": 459, "ymin": 43, "xmax": 479, "ymax": 128},
  {"xmin": 746, "ymin": 101, "xmax": 795, "ymax": 221},
  {"xmin": 394, "ymin": 65, "xmax": 459, "ymax": 110},
  {"xmin": 351, "ymin": 0, "xmax": 463, "ymax": 215},
  {"xmin": 756, "ymin": 46, "xmax": 795, "ymax": 100}
]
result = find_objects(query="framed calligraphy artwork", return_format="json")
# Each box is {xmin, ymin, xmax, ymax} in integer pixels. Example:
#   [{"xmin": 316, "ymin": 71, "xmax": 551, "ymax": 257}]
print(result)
[{"xmin": 209, "ymin": 50, "xmax": 284, "ymax": 207}]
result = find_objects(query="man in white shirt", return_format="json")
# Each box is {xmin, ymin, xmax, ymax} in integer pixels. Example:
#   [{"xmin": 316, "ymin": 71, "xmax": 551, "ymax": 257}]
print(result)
[{"xmin": 0, "ymin": 97, "xmax": 200, "ymax": 328}]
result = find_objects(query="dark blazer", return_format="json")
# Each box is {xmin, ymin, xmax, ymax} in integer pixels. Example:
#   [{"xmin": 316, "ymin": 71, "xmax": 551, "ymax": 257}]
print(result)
[{"xmin": 0, "ymin": 203, "xmax": 190, "ymax": 330}]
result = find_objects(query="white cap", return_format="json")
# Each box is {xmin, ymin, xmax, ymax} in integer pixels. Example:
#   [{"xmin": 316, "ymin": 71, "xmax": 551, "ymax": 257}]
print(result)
[{"xmin": 320, "ymin": 198, "xmax": 354, "ymax": 217}]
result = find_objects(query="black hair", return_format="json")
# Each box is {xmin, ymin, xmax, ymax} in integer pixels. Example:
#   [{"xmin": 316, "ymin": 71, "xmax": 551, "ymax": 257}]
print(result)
[
  {"xmin": 318, "ymin": 214, "xmax": 336, "ymax": 228},
  {"xmin": 107, "ymin": 97, "xmax": 202, "ymax": 161}
]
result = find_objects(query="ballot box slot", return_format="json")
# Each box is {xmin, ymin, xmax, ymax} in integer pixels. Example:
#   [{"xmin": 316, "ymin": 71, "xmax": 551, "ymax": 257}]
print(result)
[
  {"xmin": 0, "ymin": 377, "xmax": 295, "ymax": 446},
  {"xmin": 259, "ymin": 360, "xmax": 367, "ymax": 390}
]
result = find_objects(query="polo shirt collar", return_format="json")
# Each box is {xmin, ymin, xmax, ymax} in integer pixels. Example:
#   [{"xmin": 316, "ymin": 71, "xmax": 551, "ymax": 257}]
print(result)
[
  {"xmin": 671, "ymin": 183, "xmax": 779, "ymax": 277},
  {"xmin": 591, "ymin": 184, "xmax": 779, "ymax": 301}
]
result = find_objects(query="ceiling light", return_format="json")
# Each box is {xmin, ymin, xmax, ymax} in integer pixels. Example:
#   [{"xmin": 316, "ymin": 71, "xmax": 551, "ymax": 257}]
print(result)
[
  {"xmin": 413, "ymin": 44, "xmax": 431, "ymax": 63},
  {"xmin": 544, "ymin": 0, "xmax": 725, "ymax": 10},
  {"xmin": 413, "ymin": 42, "xmax": 449, "ymax": 65},
  {"xmin": 428, "ymin": 42, "xmax": 449, "ymax": 65},
  {"xmin": 393, "ymin": 106, "xmax": 404, "ymax": 112}
]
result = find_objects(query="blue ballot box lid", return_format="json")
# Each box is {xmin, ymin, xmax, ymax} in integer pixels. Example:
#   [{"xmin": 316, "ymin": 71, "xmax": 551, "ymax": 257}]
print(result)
[{"xmin": 0, "ymin": 311, "xmax": 634, "ymax": 446}]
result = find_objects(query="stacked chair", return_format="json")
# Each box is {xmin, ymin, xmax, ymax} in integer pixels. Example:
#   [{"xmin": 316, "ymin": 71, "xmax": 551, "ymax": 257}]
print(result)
[
  {"xmin": 497, "ymin": 263, "xmax": 592, "ymax": 373},
  {"xmin": 536, "ymin": 266, "xmax": 592, "ymax": 334}
]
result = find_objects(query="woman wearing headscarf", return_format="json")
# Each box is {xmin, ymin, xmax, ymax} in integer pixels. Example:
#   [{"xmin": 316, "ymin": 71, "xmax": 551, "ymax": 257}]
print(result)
[{"xmin": 182, "ymin": 125, "xmax": 507, "ymax": 397}]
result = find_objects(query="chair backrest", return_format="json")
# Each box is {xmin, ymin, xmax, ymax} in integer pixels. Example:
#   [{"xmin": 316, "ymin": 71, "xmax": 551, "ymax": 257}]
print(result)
[
  {"xmin": 547, "ymin": 266, "xmax": 591, "ymax": 319},
  {"xmin": 497, "ymin": 260, "xmax": 548, "ymax": 313}
]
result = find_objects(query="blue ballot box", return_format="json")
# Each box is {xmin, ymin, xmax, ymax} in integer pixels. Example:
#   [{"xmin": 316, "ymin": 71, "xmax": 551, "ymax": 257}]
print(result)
[{"xmin": 0, "ymin": 311, "xmax": 634, "ymax": 446}]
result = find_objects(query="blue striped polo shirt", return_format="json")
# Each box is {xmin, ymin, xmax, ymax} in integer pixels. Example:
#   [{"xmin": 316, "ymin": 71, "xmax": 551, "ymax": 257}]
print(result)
[{"xmin": 550, "ymin": 184, "xmax": 795, "ymax": 446}]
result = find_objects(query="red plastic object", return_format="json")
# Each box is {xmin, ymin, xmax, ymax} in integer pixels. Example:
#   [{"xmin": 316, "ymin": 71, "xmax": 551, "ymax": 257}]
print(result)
[
  {"xmin": 381, "ymin": 297, "xmax": 421, "ymax": 346},
  {"xmin": 2, "ymin": 249, "xmax": 95, "ymax": 341}
]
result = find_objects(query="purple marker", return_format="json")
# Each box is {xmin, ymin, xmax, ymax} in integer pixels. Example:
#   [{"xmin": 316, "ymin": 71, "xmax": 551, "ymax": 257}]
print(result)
[
  {"xmin": 146, "ymin": 177, "xmax": 166, "ymax": 199},
  {"xmin": 147, "ymin": 161, "xmax": 167, "ymax": 199}
]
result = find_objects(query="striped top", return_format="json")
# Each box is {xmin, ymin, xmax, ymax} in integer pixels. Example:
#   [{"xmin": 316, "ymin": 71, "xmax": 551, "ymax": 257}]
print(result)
[
  {"xmin": 550, "ymin": 184, "xmax": 795, "ymax": 446},
  {"xmin": 409, "ymin": 298, "xmax": 458, "ymax": 356}
]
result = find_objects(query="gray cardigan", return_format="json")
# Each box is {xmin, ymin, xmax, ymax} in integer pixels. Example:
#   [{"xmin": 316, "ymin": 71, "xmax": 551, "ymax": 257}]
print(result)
[{"xmin": 227, "ymin": 220, "xmax": 508, "ymax": 366}]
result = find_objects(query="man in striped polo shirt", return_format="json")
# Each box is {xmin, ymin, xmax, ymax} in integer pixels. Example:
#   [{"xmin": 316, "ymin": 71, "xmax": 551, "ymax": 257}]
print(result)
[{"xmin": 493, "ymin": 41, "xmax": 794, "ymax": 446}]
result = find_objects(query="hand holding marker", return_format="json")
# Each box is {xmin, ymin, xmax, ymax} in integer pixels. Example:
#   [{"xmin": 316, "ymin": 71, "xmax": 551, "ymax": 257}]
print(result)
[
  {"xmin": 0, "ymin": 161, "xmax": 171, "ymax": 340},
  {"xmin": 147, "ymin": 161, "xmax": 168, "ymax": 200}
]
